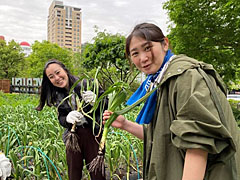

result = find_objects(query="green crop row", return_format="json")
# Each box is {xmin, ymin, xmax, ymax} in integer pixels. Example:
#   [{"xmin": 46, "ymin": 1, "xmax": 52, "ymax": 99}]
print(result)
[{"xmin": 0, "ymin": 92, "xmax": 143, "ymax": 179}]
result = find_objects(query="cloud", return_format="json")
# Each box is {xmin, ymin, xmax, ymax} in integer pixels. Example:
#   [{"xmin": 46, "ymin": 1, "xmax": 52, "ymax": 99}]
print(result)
[
  {"xmin": 113, "ymin": 1, "xmax": 129, "ymax": 7},
  {"xmin": 0, "ymin": 0, "xmax": 169, "ymax": 44}
]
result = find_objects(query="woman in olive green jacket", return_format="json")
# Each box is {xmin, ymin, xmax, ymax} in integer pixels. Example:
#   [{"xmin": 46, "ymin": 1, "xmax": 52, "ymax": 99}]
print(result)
[{"xmin": 103, "ymin": 23, "xmax": 240, "ymax": 180}]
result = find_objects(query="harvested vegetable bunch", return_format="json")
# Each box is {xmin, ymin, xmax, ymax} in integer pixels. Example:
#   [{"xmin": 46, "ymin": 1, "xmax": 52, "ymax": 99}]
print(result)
[
  {"xmin": 57, "ymin": 87, "xmax": 84, "ymax": 152},
  {"xmin": 57, "ymin": 70, "xmax": 101, "ymax": 152},
  {"xmin": 89, "ymin": 81, "xmax": 158, "ymax": 174},
  {"xmin": 64, "ymin": 102, "xmax": 81, "ymax": 152}
]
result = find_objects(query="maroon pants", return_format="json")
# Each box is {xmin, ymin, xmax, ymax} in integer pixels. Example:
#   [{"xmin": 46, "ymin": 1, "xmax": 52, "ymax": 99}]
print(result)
[{"xmin": 66, "ymin": 126, "xmax": 106, "ymax": 180}]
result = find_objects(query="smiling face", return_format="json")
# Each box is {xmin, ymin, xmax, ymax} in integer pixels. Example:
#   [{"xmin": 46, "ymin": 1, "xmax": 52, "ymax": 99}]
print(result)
[
  {"xmin": 45, "ymin": 63, "xmax": 69, "ymax": 90},
  {"xmin": 129, "ymin": 36, "xmax": 168, "ymax": 75}
]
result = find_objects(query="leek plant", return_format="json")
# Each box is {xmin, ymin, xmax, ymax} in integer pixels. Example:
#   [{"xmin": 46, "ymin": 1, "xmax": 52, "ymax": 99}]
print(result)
[{"xmin": 89, "ymin": 80, "xmax": 159, "ymax": 175}]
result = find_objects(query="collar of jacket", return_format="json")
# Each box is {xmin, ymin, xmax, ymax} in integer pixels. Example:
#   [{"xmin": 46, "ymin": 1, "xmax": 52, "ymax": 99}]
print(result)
[{"xmin": 159, "ymin": 54, "xmax": 227, "ymax": 95}]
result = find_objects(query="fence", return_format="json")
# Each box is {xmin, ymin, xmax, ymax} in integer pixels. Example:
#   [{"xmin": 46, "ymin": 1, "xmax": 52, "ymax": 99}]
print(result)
[{"xmin": 0, "ymin": 79, "xmax": 10, "ymax": 93}]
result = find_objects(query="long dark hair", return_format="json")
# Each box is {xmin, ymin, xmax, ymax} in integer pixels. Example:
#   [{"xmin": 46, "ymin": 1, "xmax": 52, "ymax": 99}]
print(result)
[
  {"xmin": 125, "ymin": 23, "xmax": 166, "ymax": 57},
  {"xmin": 36, "ymin": 59, "xmax": 75, "ymax": 111}
]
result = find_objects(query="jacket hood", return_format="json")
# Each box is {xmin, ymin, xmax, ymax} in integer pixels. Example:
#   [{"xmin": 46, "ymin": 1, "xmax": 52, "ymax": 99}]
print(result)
[{"xmin": 160, "ymin": 54, "xmax": 227, "ymax": 95}]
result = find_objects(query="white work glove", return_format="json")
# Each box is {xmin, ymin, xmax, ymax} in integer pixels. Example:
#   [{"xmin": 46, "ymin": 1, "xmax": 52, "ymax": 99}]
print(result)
[
  {"xmin": 82, "ymin": 90, "xmax": 96, "ymax": 106},
  {"xmin": 0, "ymin": 152, "xmax": 11, "ymax": 180},
  {"xmin": 66, "ymin": 110, "xmax": 87, "ymax": 126}
]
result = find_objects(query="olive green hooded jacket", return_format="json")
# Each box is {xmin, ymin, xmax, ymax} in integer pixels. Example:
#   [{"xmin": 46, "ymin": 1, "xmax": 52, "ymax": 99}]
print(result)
[{"xmin": 143, "ymin": 55, "xmax": 240, "ymax": 180}]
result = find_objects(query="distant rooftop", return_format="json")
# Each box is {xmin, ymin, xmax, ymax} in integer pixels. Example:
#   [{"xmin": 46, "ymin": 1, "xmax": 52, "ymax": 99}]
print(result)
[
  {"xmin": 20, "ymin": 41, "xmax": 30, "ymax": 46},
  {"xmin": 0, "ymin": 36, "xmax": 5, "ymax": 40}
]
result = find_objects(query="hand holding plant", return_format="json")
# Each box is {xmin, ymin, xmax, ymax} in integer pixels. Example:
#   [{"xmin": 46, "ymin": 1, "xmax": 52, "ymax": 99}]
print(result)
[
  {"xmin": 82, "ymin": 90, "xmax": 96, "ymax": 106},
  {"xmin": 66, "ymin": 110, "xmax": 87, "ymax": 126},
  {"xmin": 103, "ymin": 110, "xmax": 126, "ymax": 129}
]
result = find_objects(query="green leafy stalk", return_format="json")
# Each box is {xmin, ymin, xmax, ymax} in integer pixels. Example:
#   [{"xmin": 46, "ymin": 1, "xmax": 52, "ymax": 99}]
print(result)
[
  {"xmin": 98, "ymin": 113, "xmax": 118, "ymax": 152},
  {"xmin": 97, "ymin": 84, "xmax": 157, "ymax": 151},
  {"xmin": 111, "ymin": 85, "xmax": 157, "ymax": 125},
  {"xmin": 89, "ymin": 81, "xmax": 160, "ymax": 175}
]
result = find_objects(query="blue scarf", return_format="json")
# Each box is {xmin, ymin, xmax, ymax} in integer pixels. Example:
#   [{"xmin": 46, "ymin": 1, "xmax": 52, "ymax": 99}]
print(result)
[{"xmin": 126, "ymin": 50, "xmax": 174, "ymax": 124}]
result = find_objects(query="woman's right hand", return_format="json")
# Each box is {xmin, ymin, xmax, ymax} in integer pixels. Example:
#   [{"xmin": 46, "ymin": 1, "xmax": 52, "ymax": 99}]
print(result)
[
  {"xmin": 103, "ymin": 110, "xmax": 126, "ymax": 129},
  {"xmin": 103, "ymin": 110, "xmax": 144, "ymax": 140}
]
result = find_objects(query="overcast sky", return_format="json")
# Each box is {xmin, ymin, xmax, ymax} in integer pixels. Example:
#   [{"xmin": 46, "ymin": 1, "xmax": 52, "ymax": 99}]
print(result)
[{"xmin": 0, "ymin": 0, "xmax": 170, "ymax": 45}]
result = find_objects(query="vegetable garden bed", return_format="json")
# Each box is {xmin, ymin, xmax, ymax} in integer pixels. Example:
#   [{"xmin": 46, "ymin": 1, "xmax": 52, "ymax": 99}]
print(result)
[{"xmin": 0, "ymin": 92, "xmax": 143, "ymax": 179}]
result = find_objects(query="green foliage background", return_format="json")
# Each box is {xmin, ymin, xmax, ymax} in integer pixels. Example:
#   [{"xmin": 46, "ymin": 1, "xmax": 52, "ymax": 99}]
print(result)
[
  {"xmin": 81, "ymin": 29, "xmax": 139, "ymax": 90},
  {"xmin": 163, "ymin": 0, "xmax": 240, "ymax": 86},
  {"xmin": 24, "ymin": 40, "xmax": 75, "ymax": 77},
  {"xmin": 0, "ymin": 40, "xmax": 25, "ymax": 79}
]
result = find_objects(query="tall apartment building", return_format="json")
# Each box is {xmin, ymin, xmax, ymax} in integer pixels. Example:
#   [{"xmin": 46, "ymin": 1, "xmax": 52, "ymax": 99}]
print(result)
[{"xmin": 48, "ymin": 1, "xmax": 82, "ymax": 52}]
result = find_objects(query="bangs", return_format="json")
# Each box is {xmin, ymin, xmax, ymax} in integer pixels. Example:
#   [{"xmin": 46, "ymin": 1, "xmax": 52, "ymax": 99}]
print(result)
[{"xmin": 132, "ymin": 27, "xmax": 164, "ymax": 42}]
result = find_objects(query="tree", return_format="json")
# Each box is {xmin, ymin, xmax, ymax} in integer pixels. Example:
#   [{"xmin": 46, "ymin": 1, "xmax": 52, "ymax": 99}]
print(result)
[
  {"xmin": 81, "ymin": 30, "xmax": 139, "ymax": 89},
  {"xmin": 163, "ymin": 0, "xmax": 240, "ymax": 85},
  {"xmin": 0, "ymin": 40, "xmax": 25, "ymax": 79},
  {"xmin": 25, "ymin": 40, "xmax": 74, "ymax": 77}
]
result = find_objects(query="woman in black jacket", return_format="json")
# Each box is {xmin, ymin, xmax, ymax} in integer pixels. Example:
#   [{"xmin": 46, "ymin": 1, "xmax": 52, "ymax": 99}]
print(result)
[{"xmin": 36, "ymin": 59, "xmax": 106, "ymax": 180}]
